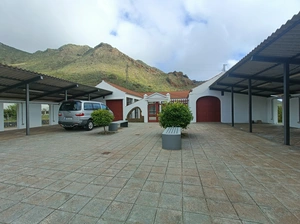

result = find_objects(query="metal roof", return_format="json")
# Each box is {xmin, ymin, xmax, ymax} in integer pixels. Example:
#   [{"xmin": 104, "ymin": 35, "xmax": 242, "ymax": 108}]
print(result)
[
  {"xmin": 210, "ymin": 11, "xmax": 300, "ymax": 97},
  {"xmin": 0, "ymin": 63, "xmax": 112, "ymax": 102}
]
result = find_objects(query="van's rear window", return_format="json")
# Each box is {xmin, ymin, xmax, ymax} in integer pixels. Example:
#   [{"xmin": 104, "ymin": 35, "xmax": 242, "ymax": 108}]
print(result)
[{"xmin": 59, "ymin": 101, "xmax": 82, "ymax": 111}]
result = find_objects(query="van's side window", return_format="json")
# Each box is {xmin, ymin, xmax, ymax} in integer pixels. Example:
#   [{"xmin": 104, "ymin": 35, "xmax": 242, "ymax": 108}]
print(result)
[
  {"xmin": 84, "ymin": 103, "xmax": 93, "ymax": 110},
  {"xmin": 93, "ymin": 103, "xmax": 101, "ymax": 110},
  {"xmin": 101, "ymin": 105, "xmax": 109, "ymax": 110}
]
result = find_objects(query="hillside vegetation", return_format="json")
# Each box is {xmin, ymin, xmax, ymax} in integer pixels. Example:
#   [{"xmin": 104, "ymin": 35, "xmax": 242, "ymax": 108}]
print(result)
[{"xmin": 0, "ymin": 42, "xmax": 202, "ymax": 92}]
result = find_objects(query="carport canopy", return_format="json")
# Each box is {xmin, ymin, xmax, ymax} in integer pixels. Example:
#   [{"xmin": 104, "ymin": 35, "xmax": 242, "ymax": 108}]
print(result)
[
  {"xmin": 0, "ymin": 63, "xmax": 112, "ymax": 102},
  {"xmin": 209, "ymin": 11, "xmax": 300, "ymax": 145},
  {"xmin": 0, "ymin": 63, "xmax": 112, "ymax": 135}
]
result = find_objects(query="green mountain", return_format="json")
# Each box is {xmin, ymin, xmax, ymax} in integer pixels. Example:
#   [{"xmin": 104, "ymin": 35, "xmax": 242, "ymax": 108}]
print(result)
[{"xmin": 0, "ymin": 42, "xmax": 201, "ymax": 92}]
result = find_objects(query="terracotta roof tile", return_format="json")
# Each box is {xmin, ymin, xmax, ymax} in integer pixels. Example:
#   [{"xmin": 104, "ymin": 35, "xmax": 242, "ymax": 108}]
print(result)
[{"xmin": 105, "ymin": 81, "xmax": 144, "ymax": 98}]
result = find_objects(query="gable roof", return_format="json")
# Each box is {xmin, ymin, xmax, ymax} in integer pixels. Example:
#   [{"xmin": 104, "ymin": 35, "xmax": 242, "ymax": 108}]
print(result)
[
  {"xmin": 104, "ymin": 81, "xmax": 144, "ymax": 98},
  {"xmin": 104, "ymin": 80, "xmax": 190, "ymax": 99}
]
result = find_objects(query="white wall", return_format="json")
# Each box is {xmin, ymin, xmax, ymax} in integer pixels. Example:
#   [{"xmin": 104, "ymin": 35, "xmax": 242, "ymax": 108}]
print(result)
[
  {"xmin": 189, "ymin": 74, "xmax": 268, "ymax": 123},
  {"xmin": 0, "ymin": 103, "xmax": 3, "ymax": 131},
  {"xmin": 49, "ymin": 104, "xmax": 60, "ymax": 125},
  {"xmin": 289, "ymin": 98, "xmax": 300, "ymax": 128}
]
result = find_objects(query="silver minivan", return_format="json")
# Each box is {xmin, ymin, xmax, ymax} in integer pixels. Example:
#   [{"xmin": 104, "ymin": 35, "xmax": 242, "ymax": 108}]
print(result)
[{"xmin": 58, "ymin": 100, "xmax": 113, "ymax": 131}]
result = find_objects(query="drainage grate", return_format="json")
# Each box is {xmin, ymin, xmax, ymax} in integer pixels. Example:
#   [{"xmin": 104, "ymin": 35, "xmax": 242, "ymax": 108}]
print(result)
[{"xmin": 102, "ymin": 152, "xmax": 111, "ymax": 155}]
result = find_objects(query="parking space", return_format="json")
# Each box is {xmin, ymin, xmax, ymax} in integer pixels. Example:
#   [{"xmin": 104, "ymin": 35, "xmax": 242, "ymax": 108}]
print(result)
[{"xmin": 0, "ymin": 123, "xmax": 299, "ymax": 223}]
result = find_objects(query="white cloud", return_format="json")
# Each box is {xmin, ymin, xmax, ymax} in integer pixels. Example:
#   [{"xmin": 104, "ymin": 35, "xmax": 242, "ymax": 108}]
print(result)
[{"xmin": 0, "ymin": 0, "xmax": 299, "ymax": 81}]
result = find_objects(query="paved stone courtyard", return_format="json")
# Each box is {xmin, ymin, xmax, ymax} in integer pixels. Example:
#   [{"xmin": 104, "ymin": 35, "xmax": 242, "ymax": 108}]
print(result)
[{"xmin": 0, "ymin": 123, "xmax": 299, "ymax": 223}]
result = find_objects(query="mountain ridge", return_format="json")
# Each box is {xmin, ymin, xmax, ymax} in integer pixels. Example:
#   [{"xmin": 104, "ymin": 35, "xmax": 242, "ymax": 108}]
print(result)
[{"xmin": 0, "ymin": 42, "xmax": 203, "ymax": 92}]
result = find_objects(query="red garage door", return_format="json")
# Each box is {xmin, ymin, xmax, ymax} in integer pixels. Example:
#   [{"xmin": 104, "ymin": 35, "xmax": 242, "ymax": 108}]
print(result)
[
  {"xmin": 106, "ymin": 100, "xmax": 123, "ymax": 121},
  {"xmin": 196, "ymin": 96, "xmax": 220, "ymax": 122}
]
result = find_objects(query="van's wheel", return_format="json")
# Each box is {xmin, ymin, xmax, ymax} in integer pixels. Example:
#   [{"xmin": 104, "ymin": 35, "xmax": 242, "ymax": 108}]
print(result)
[{"xmin": 85, "ymin": 120, "xmax": 94, "ymax": 131}]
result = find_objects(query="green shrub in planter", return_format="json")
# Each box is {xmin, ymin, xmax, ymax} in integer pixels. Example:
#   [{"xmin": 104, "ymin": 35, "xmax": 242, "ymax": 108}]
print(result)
[
  {"xmin": 158, "ymin": 102, "xmax": 193, "ymax": 129},
  {"xmin": 91, "ymin": 109, "xmax": 114, "ymax": 133}
]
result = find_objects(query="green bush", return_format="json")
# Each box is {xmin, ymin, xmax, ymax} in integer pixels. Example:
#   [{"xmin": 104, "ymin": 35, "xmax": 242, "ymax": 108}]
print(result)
[
  {"xmin": 91, "ymin": 109, "xmax": 114, "ymax": 132},
  {"xmin": 158, "ymin": 102, "xmax": 193, "ymax": 129}
]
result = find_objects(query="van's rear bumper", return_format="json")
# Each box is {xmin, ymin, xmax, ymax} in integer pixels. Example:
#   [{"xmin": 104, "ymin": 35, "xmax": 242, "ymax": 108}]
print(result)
[{"xmin": 58, "ymin": 120, "xmax": 88, "ymax": 128}]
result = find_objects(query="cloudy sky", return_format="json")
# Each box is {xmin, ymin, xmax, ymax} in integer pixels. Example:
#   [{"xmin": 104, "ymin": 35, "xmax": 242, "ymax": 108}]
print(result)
[{"xmin": 0, "ymin": 0, "xmax": 299, "ymax": 81}]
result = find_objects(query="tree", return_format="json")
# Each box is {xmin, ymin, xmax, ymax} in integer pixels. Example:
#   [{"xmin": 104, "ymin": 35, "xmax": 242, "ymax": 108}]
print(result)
[
  {"xmin": 4, "ymin": 104, "xmax": 17, "ymax": 121},
  {"xmin": 158, "ymin": 102, "xmax": 193, "ymax": 129},
  {"xmin": 91, "ymin": 109, "xmax": 114, "ymax": 133}
]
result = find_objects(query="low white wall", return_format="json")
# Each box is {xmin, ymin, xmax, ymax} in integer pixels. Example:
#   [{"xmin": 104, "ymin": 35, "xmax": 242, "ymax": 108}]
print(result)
[{"xmin": 124, "ymin": 99, "xmax": 148, "ymax": 122}]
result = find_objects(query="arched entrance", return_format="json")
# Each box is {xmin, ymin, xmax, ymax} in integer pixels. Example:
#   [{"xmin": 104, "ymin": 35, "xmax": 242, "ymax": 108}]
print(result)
[{"xmin": 196, "ymin": 96, "xmax": 220, "ymax": 122}]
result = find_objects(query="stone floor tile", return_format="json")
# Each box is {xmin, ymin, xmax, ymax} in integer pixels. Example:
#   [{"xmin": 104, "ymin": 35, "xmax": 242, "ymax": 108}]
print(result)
[
  {"xmin": 151, "ymin": 166, "xmax": 167, "ymax": 174},
  {"xmin": 59, "ymin": 195, "xmax": 91, "ymax": 213},
  {"xmin": 124, "ymin": 178, "xmax": 145, "ymax": 190},
  {"xmin": 93, "ymin": 175, "xmax": 114, "ymax": 186},
  {"xmin": 102, "ymin": 168, "xmax": 120, "ymax": 177},
  {"xmin": 22, "ymin": 189, "xmax": 55, "ymax": 205},
  {"xmin": 106, "ymin": 177, "xmax": 128, "ymax": 188},
  {"xmin": 183, "ymin": 184, "xmax": 204, "ymax": 198},
  {"xmin": 211, "ymin": 217, "xmax": 242, "ymax": 223},
  {"xmin": 11, "ymin": 205, "xmax": 54, "ymax": 224},
  {"xmin": 115, "ymin": 170, "xmax": 134, "ymax": 178},
  {"xmin": 233, "ymin": 203, "xmax": 270, "ymax": 223},
  {"xmin": 0, "ymin": 202, "xmax": 34, "ymax": 223},
  {"xmin": 79, "ymin": 198, "xmax": 111, "ymax": 218},
  {"xmin": 39, "ymin": 210, "xmax": 75, "ymax": 224},
  {"xmin": 60, "ymin": 182, "xmax": 87, "ymax": 194},
  {"xmin": 183, "ymin": 212, "xmax": 211, "ymax": 224},
  {"xmin": 9, "ymin": 187, "xmax": 39, "ymax": 201},
  {"xmin": 200, "ymin": 177, "xmax": 221, "ymax": 187},
  {"xmin": 225, "ymin": 188, "xmax": 254, "ymax": 204},
  {"xmin": 0, "ymin": 198, "xmax": 17, "ymax": 213},
  {"xmin": 126, "ymin": 205, "xmax": 157, "ymax": 224},
  {"xmin": 115, "ymin": 188, "xmax": 140, "ymax": 203},
  {"xmin": 293, "ymin": 210, "xmax": 300, "ymax": 220},
  {"xmin": 248, "ymin": 191, "xmax": 283, "ymax": 207},
  {"xmin": 132, "ymin": 171, "xmax": 150, "ymax": 179},
  {"xmin": 147, "ymin": 173, "xmax": 165, "ymax": 181},
  {"xmin": 207, "ymin": 199, "xmax": 238, "ymax": 219},
  {"xmin": 0, "ymin": 185, "xmax": 24, "ymax": 199},
  {"xmin": 47, "ymin": 171, "xmax": 70, "ymax": 180},
  {"xmin": 30, "ymin": 178, "xmax": 56, "ymax": 189},
  {"xmin": 154, "ymin": 209, "xmax": 182, "ymax": 224},
  {"xmin": 75, "ymin": 174, "xmax": 98, "ymax": 184},
  {"xmin": 182, "ymin": 175, "xmax": 201, "ymax": 185},
  {"xmin": 274, "ymin": 193, "xmax": 300, "ymax": 210},
  {"xmin": 68, "ymin": 214, "xmax": 99, "ymax": 224},
  {"xmin": 101, "ymin": 201, "xmax": 133, "ymax": 222},
  {"xmin": 1, "ymin": 123, "xmax": 300, "ymax": 224},
  {"xmin": 136, "ymin": 191, "xmax": 160, "ymax": 207},
  {"xmin": 182, "ymin": 168, "xmax": 199, "ymax": 176},
  {"xmin": 165, "ymin": 174, "xmax": 182, "ymax": 184},
  {"xmin": 41, "ymin": 192, "xmax": 73, "ymax": 209},
  {"xmin": 95, "ymin": 186, "xmax": 122, "ymax": 200},
  {"xmin": 142, "ymin": 180, "xmax": 163, "ymax": 193},
  {"xmin": 44, "ymin": 179, "xmax": 72, "ymax": 191},
  {"xmin": 77, "ymin": 184, "xmax": 103, "ymax": 197},
  {"xmin": 183, "ymin": 196, "xmax": 208, "ymax": 214},
  {"xmin": 204, "ymin": 186, "xmax": 228, "ymax": 201},
  {"xmin": 261, "ymin": 206, "xmax": 299, "ymax": 224},
  {"xmin": 158, "ymin": 193, "xmax": 182, "ymax": 211}
]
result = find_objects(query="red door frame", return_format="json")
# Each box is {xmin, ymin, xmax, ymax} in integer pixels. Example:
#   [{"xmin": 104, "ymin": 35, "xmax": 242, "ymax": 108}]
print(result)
[{"xmin": 148, "ymin": 102, "xmax": 160, "ymax": 122}]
